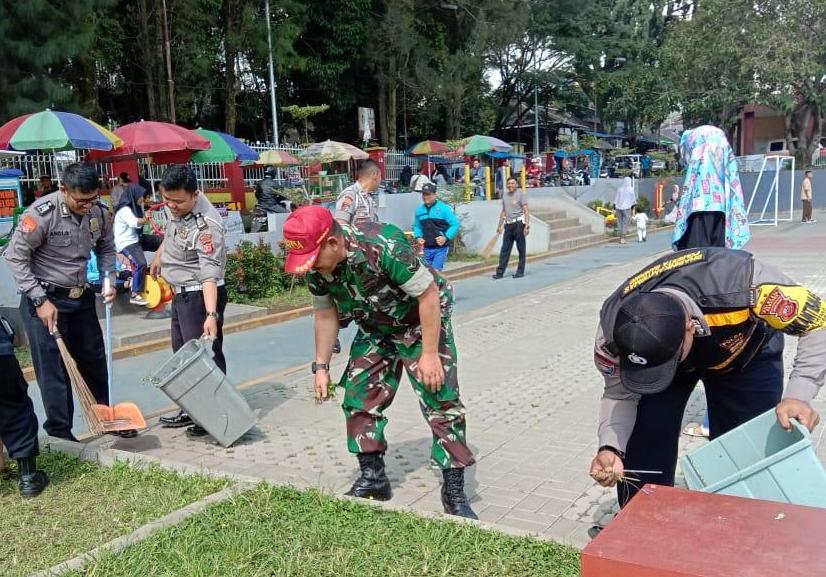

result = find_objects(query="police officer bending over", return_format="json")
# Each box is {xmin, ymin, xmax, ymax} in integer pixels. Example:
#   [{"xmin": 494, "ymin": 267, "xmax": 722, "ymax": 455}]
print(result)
[
  {"xmin": 151, "ymin": 165, "xmax": 227, "ymax": 437},
  {"xmin": 0, "ymin": 317, "xmax": 49, "ymax": 498},
  {"xmin": 5, "ymin": 163, "xmax": 119, "ymax": 442},
  {"xmin": 590, "ymin": 248, "xmax": 826, "ymax": 511}
]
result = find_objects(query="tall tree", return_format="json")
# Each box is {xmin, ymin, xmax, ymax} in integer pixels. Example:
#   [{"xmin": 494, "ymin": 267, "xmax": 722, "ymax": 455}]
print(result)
[{"xmin": 0, "ymin": 0, "xmax": 114, "ymax": 120}]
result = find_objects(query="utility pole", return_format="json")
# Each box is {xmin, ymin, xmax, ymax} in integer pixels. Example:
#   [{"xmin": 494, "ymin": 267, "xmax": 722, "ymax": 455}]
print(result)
[
  {"xmin": 161, "ymin": 0, "xmax": 176, "ymax": 123},
  {"xmin": 534, "ymin": 84, "xmax": 540, "ymax": 155},
  {"xmin": 265, "ymin": 0, "xmax": 280, "ymax": 147}
]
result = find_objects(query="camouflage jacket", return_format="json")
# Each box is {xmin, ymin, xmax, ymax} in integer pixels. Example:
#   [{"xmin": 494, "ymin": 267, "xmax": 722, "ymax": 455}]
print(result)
[{"xmin": 308, "ymin": 221, "xmax": 453, "ymax": 338}]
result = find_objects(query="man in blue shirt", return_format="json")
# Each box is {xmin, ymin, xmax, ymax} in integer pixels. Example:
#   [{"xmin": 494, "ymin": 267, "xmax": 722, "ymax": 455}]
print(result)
[{"xmin": 412, "ymin": 183, "xmax": 461, "ymax": 271}]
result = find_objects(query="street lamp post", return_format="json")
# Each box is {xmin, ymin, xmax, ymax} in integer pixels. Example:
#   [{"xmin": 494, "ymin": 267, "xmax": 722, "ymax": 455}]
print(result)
[
  {"xmin": 265, "ymin": 0, "xmax": 280, "ymax": 147},
  {"xmin": 534, "ymin": 83, "xmax": 540, "ymax": 155}
]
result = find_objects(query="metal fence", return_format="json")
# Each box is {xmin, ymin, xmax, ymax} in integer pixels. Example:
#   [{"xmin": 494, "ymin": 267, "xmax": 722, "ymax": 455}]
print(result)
[{"xmin": 1, "ymin": 144, "xmax": 420, "ymax": 199}]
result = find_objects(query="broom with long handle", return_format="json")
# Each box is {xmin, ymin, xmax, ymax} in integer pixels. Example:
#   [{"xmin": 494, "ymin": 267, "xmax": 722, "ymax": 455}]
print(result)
[
  {"xmin": 104, "ymin": 276, "xmax": 113, "ymax": 403},
  {"xmin": 53, "ymin": 329, "xmax": 105, "ymax": 436}
]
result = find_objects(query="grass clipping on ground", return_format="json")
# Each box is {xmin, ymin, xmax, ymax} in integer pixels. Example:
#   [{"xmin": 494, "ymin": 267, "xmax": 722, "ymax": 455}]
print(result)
[
  {"xmin": 67, "ymin": 484, "xmax": 580, "ymax": 577},
  {"xmin": 0, "ymin": 452, "xmax": 228, "ymax": 577}
]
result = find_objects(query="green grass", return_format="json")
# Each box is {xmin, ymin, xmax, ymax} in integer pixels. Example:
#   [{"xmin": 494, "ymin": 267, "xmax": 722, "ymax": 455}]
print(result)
[
  {"xmin": 240, "ymin": 284, "xmax": 312, "ymax": 312},
  {"xmin": 14, "ymin": 344, "xmax": 31, "ymax": 369},
  {"xmin": 0, "ymin": 452, "xmax": 228, "ymax": 577},
  {"xmin": 65, "ymin": 485, "xmax": 580, "ymax": 577}
]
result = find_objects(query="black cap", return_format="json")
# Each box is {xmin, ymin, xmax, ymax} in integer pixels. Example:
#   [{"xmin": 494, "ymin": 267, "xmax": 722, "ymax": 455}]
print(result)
[
  {"xmin": 421, "ymin": 183, "xmax": 437, "ymax": 194},
  {"xmin": 613, "ymin": 292, "xmax": 687, "ymax": 394}
]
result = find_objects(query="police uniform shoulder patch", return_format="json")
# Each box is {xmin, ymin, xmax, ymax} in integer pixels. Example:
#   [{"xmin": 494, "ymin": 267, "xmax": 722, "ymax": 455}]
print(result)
[
  {"xmin": 754, "ymin": 284, "xmax": 826, "ymax": 334},
  {"xmin": 19, "ymin": 215, "xmax": 38, "ymax": 233},
  {"xmin": 340, "ymin": 195, "xmax": 354, "ymax": 210},
  {"xmin": 199, "ymin": 232, "xmax": 214, "ymax": 255},
  {"xmin": 35, "ymin": 201, "xmax": 55, "ymax": 216}
]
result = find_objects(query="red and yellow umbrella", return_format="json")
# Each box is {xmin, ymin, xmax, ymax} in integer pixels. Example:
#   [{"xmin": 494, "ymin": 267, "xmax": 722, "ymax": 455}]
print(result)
[{"xmin": 406, "ymin": 140, "xmax": 449, "ymax": 157}]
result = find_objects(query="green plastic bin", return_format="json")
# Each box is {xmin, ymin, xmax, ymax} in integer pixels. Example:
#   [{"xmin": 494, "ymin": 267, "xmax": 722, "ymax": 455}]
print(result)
[
  {"xmin": 680, "ymin": 409, "xmax": 826, "ymax": 508},
  {"xmin": 152, "ymin": 339, "xmax": 256, "ymax": 447}
]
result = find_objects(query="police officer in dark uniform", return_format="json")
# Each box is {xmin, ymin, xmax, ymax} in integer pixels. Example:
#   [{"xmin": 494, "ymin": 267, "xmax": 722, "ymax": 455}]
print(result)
[
  {"xmin": 150, "ymin": 165, "xmax": 227, "ymax": 437},
  {"xmin": 5, "ymin": 163, "xmax": 118, "ymax": 442},
  {"xmin": 0, "ymin": 316, "xmax": 49, "ymax": 498},
  {"xmin": 590, "ymin": 247, "xmax": 826, "ymax": 509}
]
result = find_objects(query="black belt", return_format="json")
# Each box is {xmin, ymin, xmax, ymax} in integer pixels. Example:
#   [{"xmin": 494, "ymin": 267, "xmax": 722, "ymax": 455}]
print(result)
[{"xmin": 39, "ymin": 282, "xmax": 88, "ymax": 299}]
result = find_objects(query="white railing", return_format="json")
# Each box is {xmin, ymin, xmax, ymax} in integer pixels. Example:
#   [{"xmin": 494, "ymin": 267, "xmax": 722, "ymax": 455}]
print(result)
[
  {"xmin": 0, "ymin": 145, "xmax": 422, "ymax": 200},
  {"xmin": 812, "ymin": 148, "xmax": 826, "ymax": 168}
]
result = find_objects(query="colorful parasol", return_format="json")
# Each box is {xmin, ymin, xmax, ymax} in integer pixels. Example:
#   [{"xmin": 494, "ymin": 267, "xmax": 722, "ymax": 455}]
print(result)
[
  {"xmin": 406, "ymin": 140, "xmax": 450, "ymax": 157},
  {"xmin": 459, "ymin": 134, "xmax": 513, "ymax": 156},
  {"xmin": 0, "ymin": 109, "xmax": 122, "ymax": 151},
  {"xmin": 87, "ymin": 121, "xmax": 211, "ymax": 162},
  {"xmin": 257, "ymin": 149, "xmax": 302, "ymax": 167},
  {"xmin": 190, "ymin": 129, "xmax": 259, "ymax": 163},
  {"xmin": 299, "ymin": 140, "xmax": 369, "ymax": 163}
]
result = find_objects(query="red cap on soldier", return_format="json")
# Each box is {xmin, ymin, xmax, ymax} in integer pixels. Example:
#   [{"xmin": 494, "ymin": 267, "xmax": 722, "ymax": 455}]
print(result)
[{"xmin": 282, "ymin": 206, "xmax": 333, "ymax": 274}]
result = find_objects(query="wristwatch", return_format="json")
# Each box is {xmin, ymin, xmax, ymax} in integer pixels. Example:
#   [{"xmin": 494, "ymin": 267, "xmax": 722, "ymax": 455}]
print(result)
[
  {"xmin": 206, "ymin": 311, "xmax": 220, "ymax": 320},
  {"xmin": 311, "ymin": 362, "xmax": 330, "ymax": 374},
  {"xmin": 31, "ymin": 295, "xmax": 47, "ymax": 308}
]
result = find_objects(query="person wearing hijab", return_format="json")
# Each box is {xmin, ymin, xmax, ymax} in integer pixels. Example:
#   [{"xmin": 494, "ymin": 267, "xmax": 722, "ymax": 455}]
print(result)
[
  {"xmin": 673, "ymin": 126, "xmax": 752, "ymax": 440},
  {"xmin": 673, "ymin": 125, "xmax": 750, "ymax": 250},
  {"xmin": 114, "ymin": 184, "xmax": 160, "ymax": 305},
  {"xmin": 613, "ymin": 176, "xmax": 636, "ymax": 244}
]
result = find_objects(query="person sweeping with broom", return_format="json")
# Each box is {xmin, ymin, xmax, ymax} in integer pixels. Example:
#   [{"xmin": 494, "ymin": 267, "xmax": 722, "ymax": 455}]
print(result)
[{"xmin": 4, "ymin": 163, "xmax": 136, "ymax": 441}]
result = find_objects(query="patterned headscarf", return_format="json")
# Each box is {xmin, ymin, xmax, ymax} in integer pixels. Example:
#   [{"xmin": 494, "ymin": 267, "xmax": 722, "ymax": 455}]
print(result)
[{"xmin": 673, "ymin": 125, "xmax": 751, "ymax": 249}]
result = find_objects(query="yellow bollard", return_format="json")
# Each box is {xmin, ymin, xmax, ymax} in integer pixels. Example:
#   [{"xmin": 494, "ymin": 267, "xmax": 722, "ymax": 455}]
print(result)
[
  {"xmin": 485, "ymin": 166, "xmax": 492, "ymax": 200},
  {"xmin": 520, "ymin": 165, "xmax": 526, "ymax": 191},
  {"xmin": 464, "ymin": 164, "xmax": 471, "ymax": 201}
]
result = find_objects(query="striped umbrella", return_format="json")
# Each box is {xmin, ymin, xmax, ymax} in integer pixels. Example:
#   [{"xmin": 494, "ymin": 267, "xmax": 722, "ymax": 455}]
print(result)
[
  {"xmin": 406, "ymin": 140, "xmax": 449, "ymax": 157},
  {"xmin": 190, "ymin": 129, "xmax": 259, "ymax": 163},
  {"xmin": 257, "ymin": 149, "xmax": 302, "ymax": 167},
  {"xmin": 0, "ymin": 109, "xmax": 122, "ymax": 151},
  {"xmin": 299, "ymin": 140, "xmax": 369, "ymax": 163}
]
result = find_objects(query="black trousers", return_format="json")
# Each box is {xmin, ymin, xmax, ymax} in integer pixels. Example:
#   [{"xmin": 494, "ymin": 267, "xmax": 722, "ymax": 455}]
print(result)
[
  {"xmin": 19, "ymin": 291, "xmax": 108, "ymax": 439},
  {"xmin": 0, "ymin": 355, "xmax": 39, "ymax": 459},
  {"xmin": 618, "ymin": 332, "xmax": 784, "ymax": 506},
  {"xmin": 171, "ymin": 286, "xmax": 228, "ymax": 374},
  {"xmin": 496, "ymin": 221, "xmax": 526, "ymax": 276}
]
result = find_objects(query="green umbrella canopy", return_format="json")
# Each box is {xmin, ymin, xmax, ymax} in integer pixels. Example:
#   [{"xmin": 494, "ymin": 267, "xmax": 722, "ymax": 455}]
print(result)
[{"xmin": 190, "ymin": 129, "xmax": 259, "ymax": 163}]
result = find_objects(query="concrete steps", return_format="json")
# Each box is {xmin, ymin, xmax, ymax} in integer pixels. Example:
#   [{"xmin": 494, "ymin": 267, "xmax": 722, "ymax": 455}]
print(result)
[{"xmin": 533, "ymin": 209, "xmax": 605, "ymax": 253}]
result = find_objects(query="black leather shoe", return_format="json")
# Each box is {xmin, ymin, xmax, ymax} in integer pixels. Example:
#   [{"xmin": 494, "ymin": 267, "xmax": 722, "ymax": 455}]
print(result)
[
  {"xmin": 345, "ymin": 452, "xmax": 392, "ymax": 501},
  {"xmin": 441, "ymin": 468, "xmax": 477, "ymax": 519},
  {"xmin": 333, "ymin": 338, "xmax": 342, "ymax": 354},
  {"xmin": 492, "ymin": 274, "xmax": 504, "ymax": 279},
  {"xmin": 185, "ymin": 425, "xmax": 209, "ymax": 438},
  {"xmin": 160, "ymin": 411, "xmax": 193, "ymax": 428},
  {"xmin": 108, "ymin": 429, "xmax": 138, "ymax": 439},
  {"xmin": 512, "ymin": 273, "xmax": 524, "ymax": 278},
  {"xmin": 17, "ymin": 457, "xmax": 50, "ymax": 499}
]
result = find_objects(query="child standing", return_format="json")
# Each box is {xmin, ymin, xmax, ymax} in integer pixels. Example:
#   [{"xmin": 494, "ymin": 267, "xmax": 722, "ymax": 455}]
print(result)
[{"xmin": 633, "ymin": 205, "xmax": 649, "ymax": 242}]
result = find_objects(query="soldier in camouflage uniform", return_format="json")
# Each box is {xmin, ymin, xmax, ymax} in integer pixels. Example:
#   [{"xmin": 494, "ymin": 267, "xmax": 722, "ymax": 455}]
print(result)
[{"xmin": 283, "ymin": 205, "xmax": 477, "ymax": 519}]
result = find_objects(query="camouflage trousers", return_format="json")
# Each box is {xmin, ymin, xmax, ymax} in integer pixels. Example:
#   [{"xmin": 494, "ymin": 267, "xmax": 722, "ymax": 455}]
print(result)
[{"xmin": 341, "ymin": 321, "xmax": 475, "ymax": 469}]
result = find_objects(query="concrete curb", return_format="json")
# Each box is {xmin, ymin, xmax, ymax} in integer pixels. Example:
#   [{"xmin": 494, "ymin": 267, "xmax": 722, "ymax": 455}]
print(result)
[
  {"xmin": 29, "ymin": 485, "xmax": 247, "ymax": 577},
  {"xmin": 40, "ymin": 436, "xmax": 584, "ymax": 561},
  {"xmin": 29, "ymin": 437, "xmax": 257, "ymax": 577}
]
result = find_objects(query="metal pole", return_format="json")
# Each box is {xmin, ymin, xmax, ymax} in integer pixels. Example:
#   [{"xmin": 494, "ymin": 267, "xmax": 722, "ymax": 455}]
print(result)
[
  {"xmin": 161, "ymin": 0, "xmax": 176, "ymax": 123},
  {"xmin": 265, "ymin": 0, "xmax": 280, "ymax": 148},
  {"xmin": 533, "ymin": 84, "xmax": 540, "ymax": 155}
]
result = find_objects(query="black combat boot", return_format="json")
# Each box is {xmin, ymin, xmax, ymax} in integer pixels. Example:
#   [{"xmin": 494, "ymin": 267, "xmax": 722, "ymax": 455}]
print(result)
[
  {"xmin": 441, "ymin": 468, "xmax": 477, "ymax": 519},
  {"xmin": 17, "ymin": 456, "xmax": 49, "ymax": 499},
  {"xmin": 345, "ymin": 452, "xmax": 392, "ymax": 501}
]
